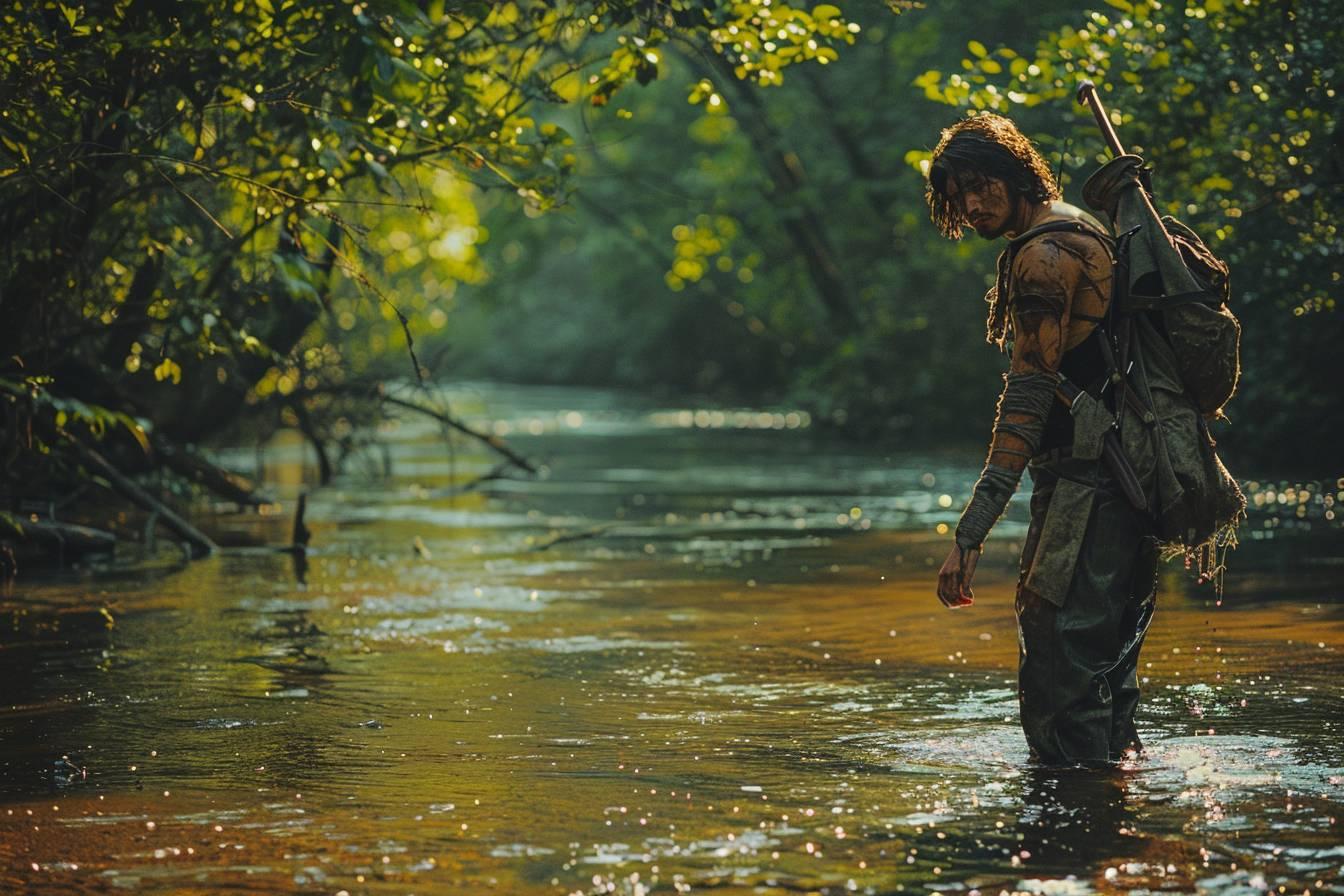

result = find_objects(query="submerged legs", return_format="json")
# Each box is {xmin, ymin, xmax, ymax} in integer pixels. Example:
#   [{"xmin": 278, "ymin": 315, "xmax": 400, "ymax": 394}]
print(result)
[{"xmin": 1016, "ymin": 481, "xmax": 1158, "ymax": 765}]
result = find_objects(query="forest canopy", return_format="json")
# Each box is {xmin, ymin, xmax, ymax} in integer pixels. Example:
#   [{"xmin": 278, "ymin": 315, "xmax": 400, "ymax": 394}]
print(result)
[
  {"xmin": 1, "ymin": 0, "xmax": 1339, "ymax": 534},
  {"xmin": 0, "ymin": 0, "xmax": 866, "ymax": 501}
]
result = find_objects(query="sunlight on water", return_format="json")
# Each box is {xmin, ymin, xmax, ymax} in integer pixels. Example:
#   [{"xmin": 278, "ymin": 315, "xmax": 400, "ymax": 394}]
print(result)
[{"xmin": 1, "ymin": 383, "xmax": 1340, "ymax": 895}]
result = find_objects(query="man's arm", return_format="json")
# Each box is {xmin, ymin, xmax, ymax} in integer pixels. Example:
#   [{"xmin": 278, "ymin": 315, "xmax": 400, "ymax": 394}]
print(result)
[
  {"xmin": 938, "ymin": 239, "xmax": 1075, "ymax": 608},
  {"xmin": 953, "ymin": 289, "xmax": 1067, "ymax": 549}
]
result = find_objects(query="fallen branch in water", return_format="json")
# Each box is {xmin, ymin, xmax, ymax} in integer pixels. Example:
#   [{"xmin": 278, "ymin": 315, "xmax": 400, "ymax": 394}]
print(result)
[
  {"xmin": 65, "ymin": 435, "xmax": 217, "ymax": 559},
  {"xmin": 379, "ymin": 394, "xmax": 537, "ymax": 475},
  {"xmin": 2, "ymin": 516, "xmax": 118, "ymax": 562},
  {"xmin": 290, "ymin": 492, "xmax": 311, "ymax": 550},
  {"xmin": 529, "ymin": 524, "xmax": 612, "ymax": 552},
  {"xmin": 431, "ymin": 461, "xmax": 516, "ymax": 497},
  {"xmin": 151, "ymin": 437, "xmax": 273, "ymax": 507},
  {"xmin": 282, "ymin": 383, "xmax": 538, "ymax": 477},
  {"xmin": 283, "ymin": 493, "xmax": 310, "ymax": 583}
]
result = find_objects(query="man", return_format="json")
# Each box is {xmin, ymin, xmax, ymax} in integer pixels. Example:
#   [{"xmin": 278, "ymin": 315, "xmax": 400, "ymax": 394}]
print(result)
[{"xmin": 924, "ymin": 113, "xmax": 1158, "ymax": 766}]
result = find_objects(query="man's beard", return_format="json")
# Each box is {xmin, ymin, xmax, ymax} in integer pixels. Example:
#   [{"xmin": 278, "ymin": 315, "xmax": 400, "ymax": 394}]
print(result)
[{"xmin": 974, "ymin": 218, "xmax": 1009, "ymax": 239}]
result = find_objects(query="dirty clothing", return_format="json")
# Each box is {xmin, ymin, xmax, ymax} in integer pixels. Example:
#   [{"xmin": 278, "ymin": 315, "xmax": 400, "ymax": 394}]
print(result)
[
  {"xmin": 955, "ymin": 201, "xmax": 1159, "ymax": 765},
  {"xmin": 1017, "ymin": 460, "xmax": 1157, "ymax": 764}
]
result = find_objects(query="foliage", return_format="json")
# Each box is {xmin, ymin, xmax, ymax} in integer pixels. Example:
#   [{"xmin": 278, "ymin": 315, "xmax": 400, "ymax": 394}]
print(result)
[
  {"xmin": 436, "ymin": 0, "xmax": 1083, "ymax": 438},
  {"xmin": 0, "ymin": 0, "xmax": 864, "ymax": 498},
  {"xmin": 2, "ymin": 0, "xmax": 1336, "ymax": 525}
]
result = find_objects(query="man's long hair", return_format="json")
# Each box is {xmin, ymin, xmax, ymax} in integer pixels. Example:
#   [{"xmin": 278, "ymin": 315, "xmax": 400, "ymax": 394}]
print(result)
[
  {"xmin": 925, "ymin": 113, "xmax": 1061, "ymax": 240},
  {"xmin": 924, "ymin": 114, "xmax": 1062, "ymax": 346}
]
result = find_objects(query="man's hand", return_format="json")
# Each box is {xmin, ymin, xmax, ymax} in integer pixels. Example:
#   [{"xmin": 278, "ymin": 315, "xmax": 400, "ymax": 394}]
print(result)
[{"xmin": 937, "ymin": 544, "xmax": 979, "ymax": 609}]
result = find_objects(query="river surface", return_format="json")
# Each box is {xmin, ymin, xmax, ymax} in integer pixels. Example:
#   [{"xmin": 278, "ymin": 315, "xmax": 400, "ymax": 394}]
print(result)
[{"xmin": 2, "ymin": 383, "xmax": 1341, "ymax": 895}]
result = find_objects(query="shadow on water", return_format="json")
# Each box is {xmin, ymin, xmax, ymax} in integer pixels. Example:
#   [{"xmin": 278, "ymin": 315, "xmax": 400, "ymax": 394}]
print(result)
[
  {"xmin": 0, "ymin": 383, "xmax": 1340, "ymax": 895},
  {"xmin": 1015, "ymin": 767, "xmax": 1138, "ymax": 872}
]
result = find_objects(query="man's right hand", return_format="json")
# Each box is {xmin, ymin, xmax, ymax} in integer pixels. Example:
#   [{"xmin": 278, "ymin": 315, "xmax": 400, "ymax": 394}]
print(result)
[{"xmin": 937, "ymin": 544, "xmax": 978, "ymax": 609}]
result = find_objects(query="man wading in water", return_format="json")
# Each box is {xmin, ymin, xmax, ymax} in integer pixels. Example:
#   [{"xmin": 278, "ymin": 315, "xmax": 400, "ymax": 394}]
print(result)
[{"xmin": 925, "ymin": 114, "xmax": 1157, "ymax": 765}]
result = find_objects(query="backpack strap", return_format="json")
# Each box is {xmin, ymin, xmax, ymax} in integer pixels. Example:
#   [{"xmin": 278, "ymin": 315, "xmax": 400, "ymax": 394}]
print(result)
[
  {"xmin": 1108, "ymin": 225, "xmax": 1142, "ymax": 435},
  {"xmin": 1008, "ymin": 218, "xmax": 1115, "ymax": 250}
]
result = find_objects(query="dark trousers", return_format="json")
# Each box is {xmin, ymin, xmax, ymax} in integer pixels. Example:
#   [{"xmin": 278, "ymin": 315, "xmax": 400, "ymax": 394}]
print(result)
[{"xmin": 1016, "ymin": 469, "xmax": 1158, "ymax": 765}]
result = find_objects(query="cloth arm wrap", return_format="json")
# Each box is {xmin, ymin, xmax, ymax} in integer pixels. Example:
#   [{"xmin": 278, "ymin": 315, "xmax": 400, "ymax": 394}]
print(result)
[
  {"xmin": 954, "ymin": 371, "xmax": 1059, "ymax": 550},
  {"xmin": 955, "ymin": 463, "xmax": 1021, "ymax": 552}
]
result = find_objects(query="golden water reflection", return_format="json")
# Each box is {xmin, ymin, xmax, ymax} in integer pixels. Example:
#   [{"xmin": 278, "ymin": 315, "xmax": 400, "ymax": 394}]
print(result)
[{"xmin": 1, "ymin": 383, "xmax": 1340, "ymax": 895}]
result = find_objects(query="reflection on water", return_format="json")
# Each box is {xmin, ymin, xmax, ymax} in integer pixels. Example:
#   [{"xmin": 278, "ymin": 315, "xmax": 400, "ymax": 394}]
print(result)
[
  {"xmin": 1015, "ymin": 767, "xmax": 1136, "ymax": 873},
  {"xmin": 0, "ymin": 382, "xmax": 1340, "ymax": 895}
]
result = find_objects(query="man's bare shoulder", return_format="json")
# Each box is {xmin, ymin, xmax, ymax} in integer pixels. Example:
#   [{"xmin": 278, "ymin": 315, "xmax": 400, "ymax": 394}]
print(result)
[
  {"xmin": 1008, "ymin": 237, "xmax": 1068, "ymax": 303},
  {"xmin": 1011, "ymin": 227, "xmax": 1110, "ymax": 292}
]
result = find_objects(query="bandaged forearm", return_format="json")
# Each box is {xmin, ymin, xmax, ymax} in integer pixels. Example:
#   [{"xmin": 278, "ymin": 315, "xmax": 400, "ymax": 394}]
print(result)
[
  {"xmin": 954, "ymin": 372, "xmax": 1058, "ymax": 551},
  {"xmin": 955, "ymin": 463, "xmax": 1021, "ymax": 551},
  {"xmin": 991, "ymin": 371, "xmax": 1057, "ymax": 454}
]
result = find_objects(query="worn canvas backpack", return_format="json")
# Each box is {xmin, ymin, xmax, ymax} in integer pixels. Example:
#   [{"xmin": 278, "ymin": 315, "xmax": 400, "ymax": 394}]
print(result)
[
  {"xmin": 1084, "ymin": 155, "xmax": 1242, "ymax": 420},
  {"xmin": 1011, "ymin": 154, "xmax": 1245, "ymax": 584}
]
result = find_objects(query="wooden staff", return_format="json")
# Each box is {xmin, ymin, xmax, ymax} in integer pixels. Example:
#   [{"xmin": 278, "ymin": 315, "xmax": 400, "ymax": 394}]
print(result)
[
  {"xmin": 1076, "ymin": 80, "xmax": 1126, "ymax": 157},
  {"xmin": 1076, "ymin": 79, "xmax": 1153, "ymax": 199}
]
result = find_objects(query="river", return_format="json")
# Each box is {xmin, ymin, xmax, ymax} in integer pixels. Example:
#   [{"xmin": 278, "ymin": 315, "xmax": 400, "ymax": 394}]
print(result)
[{"xmin": 2, "ymin": 383, "xmax": 1340, "ymax": 895}]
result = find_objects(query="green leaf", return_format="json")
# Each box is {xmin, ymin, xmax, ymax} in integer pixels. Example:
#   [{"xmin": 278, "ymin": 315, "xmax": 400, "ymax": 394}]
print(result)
[
  {"xmin": 903, "ymin": 148, "xmax": 933, "ymax": 174},
  {"xmin": 0, "ymin": 511, "xmax": 23, "ymax": 539}
]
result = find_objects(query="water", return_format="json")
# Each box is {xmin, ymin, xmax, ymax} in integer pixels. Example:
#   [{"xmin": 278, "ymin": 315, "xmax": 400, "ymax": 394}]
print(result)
[{"xmin": 1, "ymin": 383, "xmax": 1340, "ymax": 895}]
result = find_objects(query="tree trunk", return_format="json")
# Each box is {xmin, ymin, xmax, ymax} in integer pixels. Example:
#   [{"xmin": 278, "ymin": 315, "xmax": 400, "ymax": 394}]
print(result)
[{"xmin": 681, "ymin": 43, "xmax": 857, "ymax": 333}]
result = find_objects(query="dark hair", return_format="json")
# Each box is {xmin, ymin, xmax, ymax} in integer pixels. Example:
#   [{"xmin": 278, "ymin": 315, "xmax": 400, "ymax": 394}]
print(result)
[{"xmin": 925, "ymin": 113, "xmax": 1061, "ymax": 240}]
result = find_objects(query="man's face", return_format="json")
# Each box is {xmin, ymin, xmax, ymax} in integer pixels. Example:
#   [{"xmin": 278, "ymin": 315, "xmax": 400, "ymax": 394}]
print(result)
[{"xmin": 945, "ymin": 173, "xmax": 1016, "ymax": 240}]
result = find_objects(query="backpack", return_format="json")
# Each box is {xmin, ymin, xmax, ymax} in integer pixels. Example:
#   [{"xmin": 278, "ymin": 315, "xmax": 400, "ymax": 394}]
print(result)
[
  {"xmin": 1082, "ymin": 154, "xmax": 1243, "ymax": 420},
  {"xmin": 1123, "ymin": 216, "xmax": 1241, "ymax": 420},
  {"xmin": 1008, "ymin": 182, "xmax": 1245, "ymax": 584}
]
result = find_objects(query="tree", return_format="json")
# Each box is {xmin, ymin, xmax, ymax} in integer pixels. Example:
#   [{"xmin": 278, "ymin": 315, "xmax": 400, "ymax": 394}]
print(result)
[
  {"xmin": 0, "ymin": 1, "xmax": 865, "ymax": 527},
  {"xmin": 431, "ymin": 0, "xmax": 1084, "ymax": 439}
]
